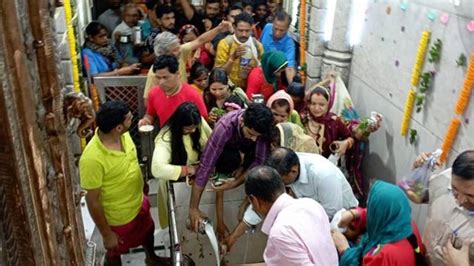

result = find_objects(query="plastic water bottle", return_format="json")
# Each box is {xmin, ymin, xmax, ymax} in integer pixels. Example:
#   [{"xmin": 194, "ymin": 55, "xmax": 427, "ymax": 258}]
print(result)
[
  {"xmin": 133, "ymin": 26, "xmax": 142, "ymax": 45},
  {"xmin": 239, "ymin": 46, "xmax": 252, "ymax": 78}
]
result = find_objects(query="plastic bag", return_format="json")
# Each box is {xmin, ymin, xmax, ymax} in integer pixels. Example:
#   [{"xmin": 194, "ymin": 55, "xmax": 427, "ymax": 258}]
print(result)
[
  {"xmin": 398, "ymin": 149, "xmax": 441, "ymax": 203},
  {"xmin": 330, "ymin": 208, "xmax": 347, "ymax": 233}
]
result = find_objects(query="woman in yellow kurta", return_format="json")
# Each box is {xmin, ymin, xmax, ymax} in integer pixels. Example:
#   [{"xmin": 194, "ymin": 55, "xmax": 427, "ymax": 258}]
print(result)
[{"xmin": 151, "ymin": 102, "xmax": 211, "ymax": 228}]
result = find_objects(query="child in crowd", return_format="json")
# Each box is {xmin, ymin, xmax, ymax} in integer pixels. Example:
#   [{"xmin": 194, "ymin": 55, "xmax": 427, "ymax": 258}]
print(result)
[
  {"xmin": 266, "ymin": 90, "xmax": 303, "ymax": 127},
  {"xmin": 189, "ymin": 62, "xmax": 209, "ymax": 94},
  {"xmin": 286, "ymin": 82, "xmax": 306, "ymax": 114}
]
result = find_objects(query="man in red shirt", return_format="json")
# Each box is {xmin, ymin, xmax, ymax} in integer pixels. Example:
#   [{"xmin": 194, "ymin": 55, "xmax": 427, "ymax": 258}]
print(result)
[{"xmin": 139, "ymin": 55, "xmax": 208, "ymax": 128}]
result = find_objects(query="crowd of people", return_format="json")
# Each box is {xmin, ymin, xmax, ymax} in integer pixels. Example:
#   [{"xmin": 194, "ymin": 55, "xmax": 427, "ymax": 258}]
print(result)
[{"xmin": 79, "ymin": 1, "xmax": 473, "ymax": 265}]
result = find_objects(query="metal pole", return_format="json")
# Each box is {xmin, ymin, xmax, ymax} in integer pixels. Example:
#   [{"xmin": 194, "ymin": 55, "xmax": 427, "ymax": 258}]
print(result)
[{"xmin": 167, "ymin": 182, "xmax": 182, "ymax": 265}]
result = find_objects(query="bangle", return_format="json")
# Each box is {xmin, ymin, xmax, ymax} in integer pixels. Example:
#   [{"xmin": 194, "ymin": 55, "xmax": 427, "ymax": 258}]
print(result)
[{"xmin": 114, "ymin": 69, "xmax": 119, "ymax": 76}]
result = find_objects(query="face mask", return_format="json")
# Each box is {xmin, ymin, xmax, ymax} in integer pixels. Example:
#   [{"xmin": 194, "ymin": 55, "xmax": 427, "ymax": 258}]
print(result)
[{"xmin": 243, "ymin": 205, "xmax": 263, "ymax": 226}]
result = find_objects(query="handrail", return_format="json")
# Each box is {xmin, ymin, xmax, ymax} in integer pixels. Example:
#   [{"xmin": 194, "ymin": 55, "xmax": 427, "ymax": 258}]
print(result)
[{"xmin": 167, "ymin": 181, "xmax": 183, "ymax": 265}]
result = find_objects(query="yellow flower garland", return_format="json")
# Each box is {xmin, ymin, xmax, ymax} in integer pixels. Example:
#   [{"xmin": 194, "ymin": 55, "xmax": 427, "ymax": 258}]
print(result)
[
  {"xmin": 440, "ymin": 52, "xmax": 474, "ymax": 163},
  {"xmin": 299, "ymin": 0, "xmax": 306, "ymax": 83},
  {"xmin": 63, "ymin": 0, "xmax": 81, "ymax": 93},
  {"xmin": 400, "ymin": 31, "xmax": 430, "ymax": 136},
  {"xmin": 410, "ymin": 31, "xmax": 431, "ymax": 87},
  {"xmin": 64, "ymin": 0, "xmax": 86, "ymax": 149},
  {"xmin": 400, "ymin": 89, "xmax": 416, "ymax": 136}
]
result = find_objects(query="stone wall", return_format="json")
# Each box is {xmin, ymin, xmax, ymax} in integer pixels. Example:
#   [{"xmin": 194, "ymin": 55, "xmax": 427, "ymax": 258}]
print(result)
[
  {"xmin": 293, "ymin": 0, "xmax": 473, "ymax": 181},
  {"xmin": 347, "ymin": 0, "xmax": 474, "ymax": 183}
]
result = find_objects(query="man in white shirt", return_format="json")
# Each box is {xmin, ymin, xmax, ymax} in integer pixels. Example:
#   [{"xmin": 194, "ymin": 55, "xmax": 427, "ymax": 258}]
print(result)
[
  {"xmin": 266, "ymin": 147, "xmax": 359, "ymax": 219},
  {"xmin": 223, "ymin": 147, "xmax": 358, "ymax": 252}
]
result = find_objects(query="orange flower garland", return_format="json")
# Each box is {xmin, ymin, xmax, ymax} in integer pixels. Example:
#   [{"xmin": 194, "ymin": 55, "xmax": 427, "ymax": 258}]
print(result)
[
  {"xmin": 400, "ymin": 89, "xmax": 417, "ymax": 136},
  {"xmin": 440, "ymin": 118, "xmax": 461, "ymax": 163},
  {"xmin": 454, "ymin": 53, "xmax": 474, "ymax": 115},
  {"xmin": 440, "ymin": 52, "xmax": 474, "ymax": 163}
]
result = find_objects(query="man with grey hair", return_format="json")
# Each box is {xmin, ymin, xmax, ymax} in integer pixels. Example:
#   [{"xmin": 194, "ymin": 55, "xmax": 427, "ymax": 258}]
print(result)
[{"xmin": 142, "ymin": 21, "xmax": 232, "ymax": 102}]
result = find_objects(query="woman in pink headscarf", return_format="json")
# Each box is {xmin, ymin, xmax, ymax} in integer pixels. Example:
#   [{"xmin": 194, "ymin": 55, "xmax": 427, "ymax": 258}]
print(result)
[{"xmin": 266, "ymin": 90, "xmax": 303, "ymax": 127}]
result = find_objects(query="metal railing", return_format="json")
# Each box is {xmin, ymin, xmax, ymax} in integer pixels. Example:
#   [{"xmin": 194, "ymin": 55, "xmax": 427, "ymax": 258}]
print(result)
[
  {"xmin": 167, "ymin": 182, "xmax": 183, "ymax": 265},
  {"xmin": 93, "ymin": 76, "xmax": 147, "ymax": 152}
]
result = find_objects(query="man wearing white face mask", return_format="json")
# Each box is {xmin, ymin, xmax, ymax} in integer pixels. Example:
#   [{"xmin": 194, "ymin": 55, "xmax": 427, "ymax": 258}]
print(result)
[
  {"xmin": 215, "ymin": 12, "xmax": 264, "ymax": 89},
  {"xmin": 238, "ymin": 166, "xmax": 338, "ymax": 266}
]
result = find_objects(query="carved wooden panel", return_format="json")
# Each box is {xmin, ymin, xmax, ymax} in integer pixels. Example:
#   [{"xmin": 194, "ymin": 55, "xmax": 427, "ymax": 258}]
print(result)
[
  {"xmin": 0, "ymin": 88, "xmax": 36, "ymax": 265},
  {"xmin": 0, "ymin": 0, "xmax": 85, "ymax": 265}
]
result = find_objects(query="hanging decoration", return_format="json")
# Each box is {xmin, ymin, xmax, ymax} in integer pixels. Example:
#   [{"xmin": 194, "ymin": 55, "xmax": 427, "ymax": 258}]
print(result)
[
  {"xmin": 415, "ymin": 39, "xmax": 442, "ymax": 113},
  {"xmin": 440, "ymin": 118, "xmax": 461, "ymax": 163},
  {"xmin": 440, "ymin": 13, "xmax": 449, "ymax": 25},
  {"xmin": 457, "ymin": 53, "xmax": 467, "ymax": 67},
  {"xmin": 454, "ymin": 53, "xmax": 474, "ymax": 115},
  {"xmin": 400, "ymin": 89, "xmax": 416, "ymax": 136},
  {"xmin": 411, "ymin": 31, "xmax": 431, "ymax": 87},
  {"xmin": 400, "ymin": 31, "xmax": 430, "ymax": 136},
  {"xmin": 440, "ymin": 52, "xmax": 474, "ymax": 163},
  {"xmin": 63, "ymin": 0, "xmax": 81, "ymax": 93},
  {"xmin": 467, "ymin": 21, "xmax": 474, "ymax": 32},
  {"xmin": 400, "ymin": 0, "xmax": 408, "ymax": 11},
  {"xmin": 427, "ymin": 10, "xmax": 438, "ymax": 22},
  {"xmin": 299, "ymin": 0, "xmax": 307, "ymax": 84}
]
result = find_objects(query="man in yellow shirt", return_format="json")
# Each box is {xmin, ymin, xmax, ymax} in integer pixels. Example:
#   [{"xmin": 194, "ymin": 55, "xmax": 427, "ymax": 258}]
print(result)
[
  {"xmin": 79, "ymin": 101, "xmax": 167, "ymax": 265},
  {"xmin": 215, "ymin": 12, "xmax": 264, "ymax": 90}
]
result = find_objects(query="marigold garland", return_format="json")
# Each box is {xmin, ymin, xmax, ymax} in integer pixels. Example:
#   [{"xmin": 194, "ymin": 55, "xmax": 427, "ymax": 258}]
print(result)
[
  {"xmin": 401, "ymin": 31, "xmax": 430, "ymax": 136},
  {"xmin": 454, "ymin": 52, "xmax": 474, "ymax": 115},
  {"xmin": 299, "ymin": 0, "xmax": 306, "ymax": 84},
  {"xmin": 440, "ymin": 118, "xmax": 461, "ymax": 163},
  {"xmin": 400, "ymin": 89, "xmax": 416, "ymax": 136},
  {"xmin": 410, "ymin": 31, "xmax": 431, "ymax": 87},
  {"xmin": 64, "ymin": 0, "xmax": 81, "ymax": 93}
]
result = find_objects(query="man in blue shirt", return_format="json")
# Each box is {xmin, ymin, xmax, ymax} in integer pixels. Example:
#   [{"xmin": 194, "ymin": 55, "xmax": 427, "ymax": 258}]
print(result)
[{"xmin": 260, "ymin": 11, "xmax": 296, "ymax": 83}]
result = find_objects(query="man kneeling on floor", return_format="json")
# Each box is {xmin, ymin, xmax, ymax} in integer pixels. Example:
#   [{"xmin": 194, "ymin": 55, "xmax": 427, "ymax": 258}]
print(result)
[
  {"xmin": 79, "ymin": 101, "xmax": 168, "ymax": 265},
  {"xmin": 240, "ymin": 166, "xmax": 338, "ymax": 265}
]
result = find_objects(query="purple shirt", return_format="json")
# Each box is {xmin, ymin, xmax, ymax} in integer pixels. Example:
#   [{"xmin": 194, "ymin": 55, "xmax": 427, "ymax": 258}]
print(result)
[
  {"xmin": 195, "ymin": 109, "xmax": 269, "ymax": 188},
  {"xmin": 262, "ymin": 193, "xmax": 339, "ymax": 266}
]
